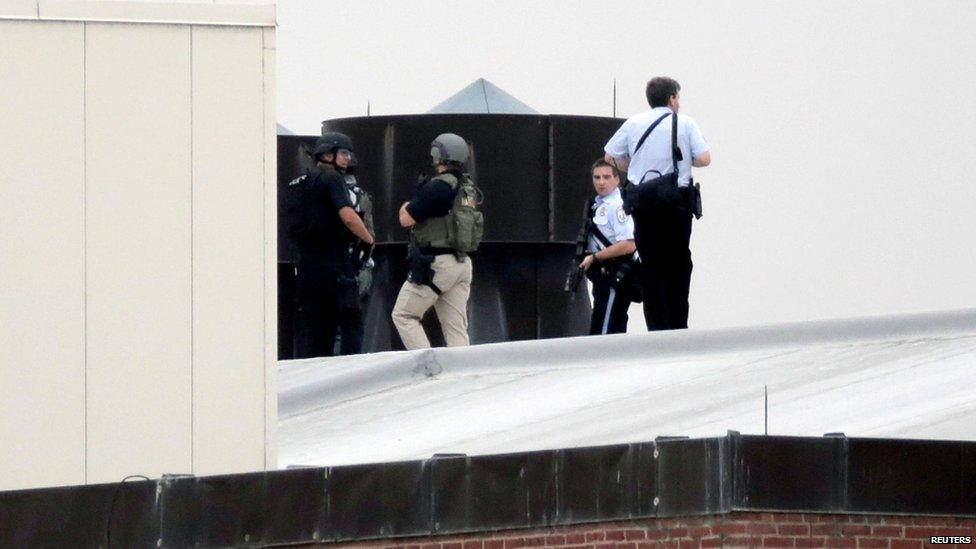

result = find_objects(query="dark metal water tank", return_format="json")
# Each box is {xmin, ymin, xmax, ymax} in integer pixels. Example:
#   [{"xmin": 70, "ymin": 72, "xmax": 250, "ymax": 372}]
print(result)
[{"xmin": 278, "ymin": 113, "xmax": 623, "ymax": 357}]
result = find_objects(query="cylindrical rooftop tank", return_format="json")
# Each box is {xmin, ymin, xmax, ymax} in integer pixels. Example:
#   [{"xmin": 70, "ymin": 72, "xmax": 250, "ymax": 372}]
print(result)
[{"xmin": 278, "ymin": 113, "xmax": 623, "ymax": 358}]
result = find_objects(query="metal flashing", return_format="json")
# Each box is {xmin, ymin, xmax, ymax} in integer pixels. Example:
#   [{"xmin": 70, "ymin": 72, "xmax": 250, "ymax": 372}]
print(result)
[{"xmin": 2, "ymin": 434, "xmax": 975, "ymax": 546}]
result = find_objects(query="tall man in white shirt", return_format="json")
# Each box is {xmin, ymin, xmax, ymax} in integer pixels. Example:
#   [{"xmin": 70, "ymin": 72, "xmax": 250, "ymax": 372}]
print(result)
[{"xmin": 604, "ymin": 77, "xmax": 711, "ymax": 331}]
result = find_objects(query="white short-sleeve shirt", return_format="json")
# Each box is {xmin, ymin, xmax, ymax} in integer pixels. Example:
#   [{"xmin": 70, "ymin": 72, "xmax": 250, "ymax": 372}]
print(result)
[
  {"xmin": 604, "ymin": 106, "xmax": 710, "ymax": 187},
  {"xmin": 587, "ymin": 188, "xmax": 635, "ymax": 254}
]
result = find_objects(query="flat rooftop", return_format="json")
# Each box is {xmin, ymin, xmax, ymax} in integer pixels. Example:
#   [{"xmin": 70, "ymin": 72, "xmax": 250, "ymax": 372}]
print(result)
[{"xmin": 278, "ymin": 308, "xmax": 976, "ymax": 469}]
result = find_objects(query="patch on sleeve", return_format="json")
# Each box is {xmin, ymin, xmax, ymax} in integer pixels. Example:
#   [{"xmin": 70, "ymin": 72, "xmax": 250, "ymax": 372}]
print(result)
[
  {"xmin": 616, "ymin": 207, "xmax": 628, "ymax": 223},
  {"xmin": 593, "ymin": 205, "xmax": 608, "ymax": 225}
]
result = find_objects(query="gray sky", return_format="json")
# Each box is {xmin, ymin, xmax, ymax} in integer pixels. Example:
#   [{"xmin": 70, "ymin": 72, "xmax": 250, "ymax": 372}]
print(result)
[{"xmin": 276, "ymin": 0, "xmax": 976, "ymax": 330}]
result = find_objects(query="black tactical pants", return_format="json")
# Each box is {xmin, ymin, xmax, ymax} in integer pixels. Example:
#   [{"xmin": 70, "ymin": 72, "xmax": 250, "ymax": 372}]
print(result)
[
  {"xmin": 633, "ymin": 204, "xmax": 693, "ymax": 331},
  {"xmin": 294, "ymin": 255, "xmax": 363, "ymax": 358},
  {"xmin": 589, "ymin": 273, "xmax": 630, "ymax": 335}
]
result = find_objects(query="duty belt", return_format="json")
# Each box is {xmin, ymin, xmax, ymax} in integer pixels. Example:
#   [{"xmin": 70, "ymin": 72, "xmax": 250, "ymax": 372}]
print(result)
[{"xmin": 420, "ymin": 247, "xmax": 456, "ymax": 256}]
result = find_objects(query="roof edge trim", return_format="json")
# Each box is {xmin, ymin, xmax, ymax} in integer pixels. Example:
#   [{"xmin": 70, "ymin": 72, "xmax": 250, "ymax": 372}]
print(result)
[{"xmin": 1, "ymin": 1, "xmax": 276, "ymax": 27}]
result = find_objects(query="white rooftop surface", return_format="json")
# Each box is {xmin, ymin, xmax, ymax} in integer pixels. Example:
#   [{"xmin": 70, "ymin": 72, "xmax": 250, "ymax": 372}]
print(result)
[{"xmin": 278, "ymin": 308, "xmax": 976, "ymax": 469}]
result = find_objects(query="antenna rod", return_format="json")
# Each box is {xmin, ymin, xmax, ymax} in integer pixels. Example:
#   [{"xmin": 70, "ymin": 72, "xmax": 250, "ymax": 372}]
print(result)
[
  {"xmin": 612, "ymin": 78, "xmax": 617, "ymax": 118},
  {"xmin": 764, "ymin": 385, "xmax": 768, "ymax": 435},
  {"xmin": 367, "ymin": 100, "xmax": 371, "ymax": 116}
]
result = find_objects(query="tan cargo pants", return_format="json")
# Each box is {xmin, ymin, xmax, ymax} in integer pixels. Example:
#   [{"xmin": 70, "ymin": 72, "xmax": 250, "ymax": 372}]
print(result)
[{"xmin": 392, "ymin": 254, "xmax": 473, "ymax": 350}]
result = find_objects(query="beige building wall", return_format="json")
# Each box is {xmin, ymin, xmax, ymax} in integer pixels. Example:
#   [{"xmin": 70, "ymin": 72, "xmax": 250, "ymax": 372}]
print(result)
[{"xmin": 0, "ymin": 1, "xmax": 276, "ymax": 491}]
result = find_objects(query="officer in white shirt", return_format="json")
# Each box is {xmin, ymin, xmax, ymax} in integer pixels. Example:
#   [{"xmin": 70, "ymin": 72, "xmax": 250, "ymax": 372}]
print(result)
[
  {"xmin": 603, "ymin": 77, "xmax": 711, "ymax": 331},
  {"xmin": 580, "ymin": 160, "xmax": 637, "ymax": 335}
]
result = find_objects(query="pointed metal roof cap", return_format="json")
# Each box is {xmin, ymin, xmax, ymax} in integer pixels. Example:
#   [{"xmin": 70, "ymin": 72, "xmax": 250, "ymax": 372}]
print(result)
[{"xmin": 427, "ymin": 78, "xmax": 540, "ymax": 114}]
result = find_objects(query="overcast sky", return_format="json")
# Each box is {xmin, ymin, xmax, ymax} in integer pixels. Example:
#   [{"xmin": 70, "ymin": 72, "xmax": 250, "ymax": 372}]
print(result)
[{"xmin": 275, "ymin": 0, "xmax": 976, "ymax": 330}]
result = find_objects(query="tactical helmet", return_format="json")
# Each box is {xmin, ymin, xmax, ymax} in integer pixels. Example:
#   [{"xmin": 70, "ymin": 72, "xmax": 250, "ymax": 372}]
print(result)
[
  {"xmin": 312, "ymin": 132, "xmax": 354, "ymax": 157},
  {"xmin": 430, "ymin": 133, "xmax": 469, "ymax": 166}
]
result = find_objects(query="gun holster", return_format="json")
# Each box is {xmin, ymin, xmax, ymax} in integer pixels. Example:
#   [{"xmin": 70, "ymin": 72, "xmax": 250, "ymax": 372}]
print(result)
[
  {"xmin": 691, "ymin": 181, "xmax": 703, "ymax": 219},
  {"xmin": 336, "ymin": 273, "xmax": 360, "ymax": 311},
  {"xmin": 408, "ymin": 249, "xmax": 441, "ymax": 294}
]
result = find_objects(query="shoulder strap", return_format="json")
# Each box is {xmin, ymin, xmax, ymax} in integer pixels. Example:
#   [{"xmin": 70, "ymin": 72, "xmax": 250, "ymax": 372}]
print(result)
[
  {"xmin": 634, "ymin": 112, "xmax": 672, "ymax": 154},
  {"xmin": 670, "ymin": 110, "xmax": 679, "ymax": 176},
  {"xmin": 432, "ymin": 173, "xmax": 459, "ymax": 189},
  {"xmin": 585, "ymin": 198, "xmax": 615, "ymax": 249},
  {"xmin": 591, "ymin": 225, "xmax": 614, "ymax": 249}
]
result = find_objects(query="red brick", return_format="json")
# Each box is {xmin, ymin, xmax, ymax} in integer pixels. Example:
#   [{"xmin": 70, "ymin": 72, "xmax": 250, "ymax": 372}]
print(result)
[
  {"xmin": 713, "ymin": 523, "xmax": 748, "ymax": 535},
  {"xmin": 503, "ymin": 539, "xmax": 526, "ymax": 549},
  {"xmin": 737, "ymin": 513, "xmax": 776, "ymax": 522},
  {"xmin": 847, "ymin": 516, "xmax": 869, "ymax": 524},
  {"xmin": 421, "ymin": 544, "xmax": 441, "ymax": 549},
  {"xmin": 670, "ymin": 529, "xmax": 689, "ymax": 538},
  {"xmin": 484, "ymin": 541, "xmax": 505, "ymax": 549},
  {"xmin": 625, "ymin": 530, "xmax": 646, "ymax": 541},
  {"xmin": 815, "ymin": 515, "xmax": 849, "ymax": 523},
  {"xmin": 679, "ymin": 540, "xmax": 699, "ymax": 549},
  {"xmin": 586, "ymin": 532, "xmax": 607, "ymax": 542},
  {"xmin": 762, "ymin": 537, "xmax": 795, "ymax": 547},
  {"xmin": 606, "ymin": 531, "xmax": 626, "ymax": 541},
  {"xmin": 889, "ymin": 541, "xmax": 922, "ymax": 549},
  {"xmin": 524, "ymin": 538, "xmax": 545, "ymax": 547},
  {"xmin": 869, "ymin": 525, "xmax": 902, "ymax": 537},
  {"xmin": 592, "ymin": 543, "xmax": 617, "ymax": 549},
  {"xmin": 687, "ymin": 527, "xmax": 711, "ymax": 537},
  {"xmin": 646, "ymin": 530, "xmax": 667, "ymax": 540},
  {"xmin": 811, "ymin": 524, "xmax": 842, "ymax": 536},
  {"xmin": 700, "ymin": 537, "xmax": 723, "ymax": 548},
  {"xmin": 463, "ymin": 542, "xmax": 484, "ymax": 549},
  {"xmin": 722, "ymin": 536, "xmax": 762, "ymax": 548},
  {"xmin": 564, "ymin": 534, "xmax": 586, "ymax": 544},
  {"xmin": 855, "ymin": 538, "xmax": 887, "ymax": 548},
  {"xmin": 544, "ymin": 535, "xmax": 565, "ymax": 545},
  {"xmin": 779, "ymin": 524, "xmax": 810, "ymax": 536},
  {"xmin": 840, "ymin": 526, "xmax": 871, "ymax": 536},
  {"xmin": 774, "ymin": 514, "xmax": 806, "ymax": 523},
  {"xmin": 912, "ymin": 517, "xmax": 948, "ymax": 526},
  {"xmin": 443, "ymin": 543, "xmax": 463, "ymax": 549},
  {"xmin": 794, "ymin": 538, "xmax": 826, "ymax": 548},
  {"xmin": 612, "ymin": 543, "xmax": 637, "ymax": 549},
  {"xmin": 824, "ymin": 538, "xmax": 856, "ymax": 547},
  {"xmin": 903, "ymin": 526, "xmax": 976, "ymax": 539},
  {"xmin": 747, "ymin": 523, "xmax": 779, "ymax": 535}
]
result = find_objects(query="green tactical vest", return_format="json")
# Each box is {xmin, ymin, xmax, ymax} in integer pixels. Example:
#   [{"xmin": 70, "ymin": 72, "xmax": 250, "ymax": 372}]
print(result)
[
  {"xmin": 410, "ymin": 172, "xmax": 484, "ymax": 255},
  {"xmin": 410, "ymin": 173, "xmax": 459, "ymax": 248}
]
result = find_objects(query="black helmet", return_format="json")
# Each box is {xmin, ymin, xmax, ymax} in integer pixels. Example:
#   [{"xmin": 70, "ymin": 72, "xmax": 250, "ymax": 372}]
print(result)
[{"xmin": 312, "ymin": 132, "xmax": 353, "ymax": 157}]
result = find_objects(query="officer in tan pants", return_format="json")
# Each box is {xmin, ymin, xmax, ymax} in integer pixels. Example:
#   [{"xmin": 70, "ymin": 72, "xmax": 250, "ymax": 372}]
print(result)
[{"xmin": 392, "ymin": 133, "xmax": 474, "ymax": 349}]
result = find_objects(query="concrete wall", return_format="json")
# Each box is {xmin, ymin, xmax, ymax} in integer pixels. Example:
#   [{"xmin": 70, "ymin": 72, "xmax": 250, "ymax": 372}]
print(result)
[{"xmin": 0, "ymin": 2, "xmax": 276, "ymax": 490}]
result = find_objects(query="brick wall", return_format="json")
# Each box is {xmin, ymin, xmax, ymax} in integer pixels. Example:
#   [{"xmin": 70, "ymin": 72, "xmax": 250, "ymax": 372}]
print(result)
[{"xmin": 303, "ymin": 512, "xmax": 976, "ymax": 548}]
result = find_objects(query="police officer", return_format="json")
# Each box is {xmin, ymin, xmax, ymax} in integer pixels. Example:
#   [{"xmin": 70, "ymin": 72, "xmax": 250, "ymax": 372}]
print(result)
[
  {"xmin": 391, "ymin": 133, "xmax": 474, "ymax": 350},
  {"xmin": 580, "ymin": 160, "xmax": 637, "ymax": 335},
  {"xmin": 334, "ymin": 152, "xmax": 375, "ymax": 354},
  {"xmin": 292, "ymin": 132, "xmax": 374, "ymax": 358},
  {"xmin": 604, "ymin": 77, "xmax": 711, "ymax": 331}
]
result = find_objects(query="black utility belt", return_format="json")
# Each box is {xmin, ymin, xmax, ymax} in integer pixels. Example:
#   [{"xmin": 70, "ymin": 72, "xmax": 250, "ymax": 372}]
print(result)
[{"xmin": 419, "ymin": 247, "xmax": 457, "ymax": 256}]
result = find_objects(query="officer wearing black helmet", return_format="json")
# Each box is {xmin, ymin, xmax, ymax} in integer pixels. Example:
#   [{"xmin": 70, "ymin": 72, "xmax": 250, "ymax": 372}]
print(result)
[{"xmin": 288, "ymin": 132, "xmax": 374, "ymax": 358}]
